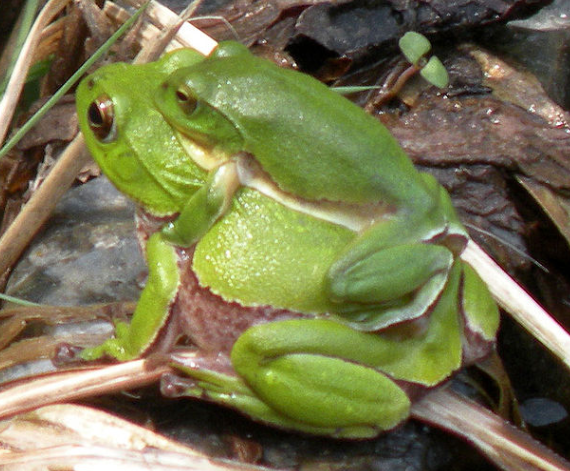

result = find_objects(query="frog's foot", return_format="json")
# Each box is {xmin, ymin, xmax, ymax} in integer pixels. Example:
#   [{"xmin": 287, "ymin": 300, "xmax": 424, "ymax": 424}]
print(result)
[
  {"xmin": 163, "ymin": 360, "xmax": 274, "ymax": 420},
  {"xmin": 165, "ymin": 357, "xmax": 336, "ymax": 435},
  {"xmin": 80, "ymin": 321, "xmax": 135, "ymax": 361},
  {"xmin": 168, "ymin": 351, "xmax": 409, "ymax": 438}
]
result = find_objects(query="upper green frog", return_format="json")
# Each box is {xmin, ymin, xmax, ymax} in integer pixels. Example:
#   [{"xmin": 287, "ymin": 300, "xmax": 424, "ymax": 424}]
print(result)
[{"xmin": 75, "ymin": 41, "xmax": 499, "ymax": 438}]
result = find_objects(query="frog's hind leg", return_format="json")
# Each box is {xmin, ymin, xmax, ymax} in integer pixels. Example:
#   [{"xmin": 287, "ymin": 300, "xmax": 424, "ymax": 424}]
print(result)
[
  {"xmin": 230, "ymin": 319, "xmax": 411, "ymax": 438},
  {"xmin": 325, "ymin": 207, "xmax": 456, "ymax": 331},
  {"xmin": 325, "ymin": 169, "xmax": 466, "ymax": 331},
  {"xmin": 168, "ymin": 319, "xmax": 411, "ymax": 438}
]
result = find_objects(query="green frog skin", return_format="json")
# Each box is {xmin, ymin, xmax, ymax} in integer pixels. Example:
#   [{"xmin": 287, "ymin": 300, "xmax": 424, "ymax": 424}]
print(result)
[{"xmin": 75, "ymin": 41, "xmax": 499, "ymax": 438}]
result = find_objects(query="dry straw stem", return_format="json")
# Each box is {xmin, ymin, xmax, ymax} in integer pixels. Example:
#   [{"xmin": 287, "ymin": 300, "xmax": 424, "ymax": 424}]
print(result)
[
  {"xmin": 0, "ymin": 135, "xmax": 90, "ymax": 277},
  {"xmin": 114, "ymin": 0, "xmax": 218, "ymax": 57},
  {"xmin": 0, "ymin": 1, "xmax": 216, "ymax": 278},
  {"xmin": 463, "ymin": 241, "xmax": 570, "ymax": 370},
  {"xmin": 0, "ymin": 403, "xmax": 275, "ymax": 471},
  {"xmin": 412, "ymin": 388, "xmax": 570, "ymax": 471},
  {"xmin": 0, "ymin": 360, "xmax": 168, "ymax": 419},
  {"xmin": 0, "ymin": 0, "xmax": 71, "ymax": 144}
]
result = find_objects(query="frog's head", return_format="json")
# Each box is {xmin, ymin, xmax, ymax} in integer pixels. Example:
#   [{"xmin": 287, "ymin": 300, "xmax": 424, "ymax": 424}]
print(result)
[
  {"xmin": 154, "ymin": 65, "xmax": 244, "ymax": 172},
  {"xmin": 76, "ymin": 50, "xmax": 209, "ymax": 216}
]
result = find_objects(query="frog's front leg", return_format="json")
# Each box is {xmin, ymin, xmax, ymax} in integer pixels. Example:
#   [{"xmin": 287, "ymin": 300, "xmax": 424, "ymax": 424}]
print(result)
[
  {"xmin": 161, "ymin": 161, "xmax": 240, "ymax": 247},
  {"xmin": 81, "ymin": 232, "xmax": 180, "ymax": 361},
  {"xmin": 81, "ymin": 162, "xmax": 240, "ymax": 362}
]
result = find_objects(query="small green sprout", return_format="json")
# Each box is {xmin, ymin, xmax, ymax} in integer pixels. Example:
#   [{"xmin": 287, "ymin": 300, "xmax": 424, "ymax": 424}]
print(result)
[{"xmin": 398, "ymin": 31, "xmax": 449, "ymax": 89}]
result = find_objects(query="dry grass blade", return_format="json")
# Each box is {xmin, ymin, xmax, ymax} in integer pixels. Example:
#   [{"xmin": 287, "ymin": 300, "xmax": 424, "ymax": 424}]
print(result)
[
  {"xmin": 0, "ymin": 0, "xmax": 40, "ymax": 95},
  {"xmin": 0, "ymin": 446, "xmax": 245, "ymax": 471},
  {"xmin": 0, "ymin": 0, "xmax": 70, "ymax": 144},
  {"xmin": 412, "ymin": 388, "xmax": 570, "ymax": 471},
  {"xmin": 0, "ymin": 134, "xmax": 90, "ymax": 277},
  {"xmin": 0, "ymin": 360, "xmax": 168, "ymax": 420},
  {"xmin": 463, "ymin": 241, "xmax": 570, "ymax": 370},
  {"xmin": 104, "ymin": 0, "xmax": 218, "ymax": 55},
  {"xmin": 517, "ymin": 176, "xmax": 570, "ymax": 248},
  {"xmin": 0, "ymin": 404, "xmax": 277, "ymax": 471}
]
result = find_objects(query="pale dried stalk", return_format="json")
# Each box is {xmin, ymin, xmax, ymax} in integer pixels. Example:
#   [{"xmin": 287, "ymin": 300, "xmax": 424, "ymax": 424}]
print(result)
[
  {"xmin": 0, "ymin": 360, "xmax": 168, "ymax": 419},
  {"xmin": 102, "ymin": 1, "xmax": 217, "ymax": 55},
  {"xmin": 0, "ymin": 445, "xmax": 259, "ymax": 471},
  {"xmin": 0, "ymin": 0, "xmax": 71, "ymax": 144},
  {"xmin": 0, "ymin": 135, "xmax": 90, "ymax": 277},
  {"xmin": 463, "ymin": 242, "xmax": 570, "ymax": 370},
  {"xmin": 412, "ymin": 388, "xmax": 570, "ymax": 471},
  {"xmin": 0, "ymin": 404, "xmax": 275, "ymax": 470}
]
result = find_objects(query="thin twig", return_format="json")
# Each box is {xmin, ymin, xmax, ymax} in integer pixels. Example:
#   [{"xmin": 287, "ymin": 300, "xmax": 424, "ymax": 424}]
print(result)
[
  {"xmin": 0, "ymin": 0, "xmax": 70, "ymax": 146},
  {"xmin": 412, "ymin": 388, "xmax": 570, "ymax": 471},
  {"xmin": 0, "ymin": 135, "xmax": 90, "ymax": 277},
  {"xmin": 0, "ymin": 360, "xmax": 168, "ymax": 419},
  {"xmin": 462, "ymin": 241, "xmax": 570, "ymax": 370}
]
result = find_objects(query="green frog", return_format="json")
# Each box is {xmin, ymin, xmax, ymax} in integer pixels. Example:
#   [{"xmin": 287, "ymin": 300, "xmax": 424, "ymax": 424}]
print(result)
[{"xmin": 75, "ymin": 41, "xmax": 499, "ymax": 438}]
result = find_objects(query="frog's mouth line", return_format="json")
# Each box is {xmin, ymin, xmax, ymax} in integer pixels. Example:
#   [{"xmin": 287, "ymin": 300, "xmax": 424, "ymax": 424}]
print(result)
[
  {"xmin": 175, "ymin": 129, "xmax": 227, "ymax": 173},
  {"xmin": 237, "ymin": 155, "xmax": 396, "ymax": 233},
  {"xmin": 175, "ymin": 128, "xmax": 393, "ymax": 233}
]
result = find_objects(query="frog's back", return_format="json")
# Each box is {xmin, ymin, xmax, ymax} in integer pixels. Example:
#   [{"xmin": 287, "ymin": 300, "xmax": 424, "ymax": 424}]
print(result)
[{"xmin": 183, "ymin": 42, "xmax": 430, "ymax": 206}]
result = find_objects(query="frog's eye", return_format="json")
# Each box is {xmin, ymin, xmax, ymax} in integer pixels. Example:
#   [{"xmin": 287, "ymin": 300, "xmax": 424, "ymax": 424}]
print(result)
[
  {"xmin": 174, "ymin": 86, "xmax": 198, "ymax": 115},
  {"xmin": 87, "ymin": 94, "xmax": 116, "ymax": 142}
]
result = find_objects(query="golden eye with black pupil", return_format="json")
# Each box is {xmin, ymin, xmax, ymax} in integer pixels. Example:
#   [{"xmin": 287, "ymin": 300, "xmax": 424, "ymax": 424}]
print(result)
[
  {"xmin": 87, "ymin": 94, "xmax": 116, "ymax": 142},
  {"xmin": 175, "ymin": 86, "xmax": 198, "ymax": 115}
]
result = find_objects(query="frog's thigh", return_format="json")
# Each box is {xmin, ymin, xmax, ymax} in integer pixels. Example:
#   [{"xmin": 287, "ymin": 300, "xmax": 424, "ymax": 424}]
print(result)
[
  {"xmin": 327, "ymin": 243, "xmax": 453, "ymax": 306},
  {"xmin": 231, "ymin": 320, "xmax": 411, "ymax": 433}
]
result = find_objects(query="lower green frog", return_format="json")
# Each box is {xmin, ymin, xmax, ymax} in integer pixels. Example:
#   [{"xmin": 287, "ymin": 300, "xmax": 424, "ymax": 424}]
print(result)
[{"xmin": 75, "ymin": 41, "xmax": 499, "ymax": 438}]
